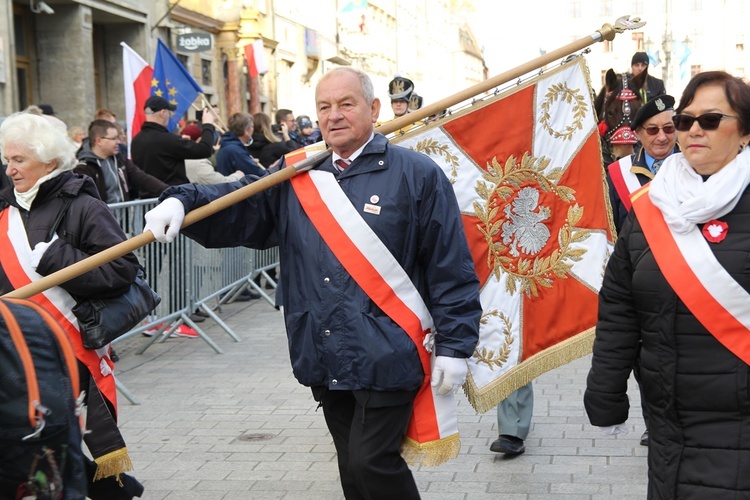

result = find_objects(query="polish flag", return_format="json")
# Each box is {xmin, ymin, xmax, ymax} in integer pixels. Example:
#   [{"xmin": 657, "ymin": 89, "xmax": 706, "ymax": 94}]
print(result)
[
  {"xmin": 244, "ymin": 39, "xmax": 268, "ymax": 79},
  {"xmin": 121, "ymin": 42, "xmax": 153, "ymax": 157}
]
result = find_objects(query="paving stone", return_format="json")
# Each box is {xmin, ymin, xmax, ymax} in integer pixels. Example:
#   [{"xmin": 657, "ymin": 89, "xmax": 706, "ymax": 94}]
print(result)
[{"xmin": 115, "ymin": 302, "xmax": 648, "ymax": 498}]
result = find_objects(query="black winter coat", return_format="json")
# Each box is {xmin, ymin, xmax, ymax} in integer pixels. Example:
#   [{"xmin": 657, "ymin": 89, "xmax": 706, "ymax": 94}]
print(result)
[
  {"xmin": 246, "ymin": 132, "xmax": 299, "ymax": 168},
  {"xmin": 0, "ymin": 172, "xmax": 139, "ymax": 299},
  {"xmin": 131, "ymin": 121, "xmax": 215, "ymax": 194},
  {"xmin": 585, "ymin": 185, "xmax": 750, "ymax": 499}
]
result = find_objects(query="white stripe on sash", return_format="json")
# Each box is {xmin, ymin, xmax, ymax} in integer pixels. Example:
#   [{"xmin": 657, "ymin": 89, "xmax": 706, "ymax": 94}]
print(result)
[
  {"xmin": 308, "ymin": 169, "xmax": 434, "ymax": 331},
  {"xmin": 616, "ymin": 155, "xmax": 642, "ymax": 195},
  {"xmin": 670, "ymin": 224, "xmax": 750, "ymax": 328}
]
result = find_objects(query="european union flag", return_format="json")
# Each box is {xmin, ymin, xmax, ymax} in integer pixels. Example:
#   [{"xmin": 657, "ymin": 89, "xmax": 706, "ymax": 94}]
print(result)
[{"xmin": 152, "ymin": 38, "xmax": 202, "ymax": 131}]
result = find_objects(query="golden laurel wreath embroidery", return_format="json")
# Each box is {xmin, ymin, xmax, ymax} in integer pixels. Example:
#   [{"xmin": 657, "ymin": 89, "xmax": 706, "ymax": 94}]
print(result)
[
  {"xmin": 539, "ymin": 83, "xmax": 589, "ymax": 142},
  {"xmin": 473, "ymin": 152, "xmax": 590, "ymax": 297},
  {"xmin": 473, "ymin": 309, "xmax": 513, "ymax": 370},
  {"xmin": 410, "ymin": 138, "xmax": 460, "ymax": 183}
]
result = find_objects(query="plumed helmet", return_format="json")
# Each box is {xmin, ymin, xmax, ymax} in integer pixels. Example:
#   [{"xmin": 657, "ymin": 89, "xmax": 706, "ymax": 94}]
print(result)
[{"xmin": 388, "ymin": 76, "xmax": 414, "ymax": 102}]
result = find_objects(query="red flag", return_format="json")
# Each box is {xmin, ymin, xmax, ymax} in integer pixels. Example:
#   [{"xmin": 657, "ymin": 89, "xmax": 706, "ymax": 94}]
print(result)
[
  {"xmin": 244, "ymin": 39, "xmax": 267, "ymax": 79},
  {"xmin": 393, "ymin": 57, "xmax": 614, "ymax": 412},
  {"xmin": 121, "ymin": 42, "xmax": 153, "ymax": 158}
]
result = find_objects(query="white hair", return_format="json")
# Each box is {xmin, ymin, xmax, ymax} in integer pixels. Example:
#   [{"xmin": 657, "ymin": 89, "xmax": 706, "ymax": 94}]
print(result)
[{"xmin": 0, "ymin": 111, "xmax": 77, "ymax": 171}]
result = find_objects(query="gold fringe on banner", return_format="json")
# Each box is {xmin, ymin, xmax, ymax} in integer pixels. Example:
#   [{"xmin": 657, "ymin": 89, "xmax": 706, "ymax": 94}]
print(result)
[
  {"xmin": 464, "ymin": 327, "xmax": 596, "ymax": 413},
  {"xmin": 92, "ymin": 447, "xmax": 133, "ymax": 481},
  {"xmin": 400, "ymin": 432, "xmax": 461, "ymax": 467}
]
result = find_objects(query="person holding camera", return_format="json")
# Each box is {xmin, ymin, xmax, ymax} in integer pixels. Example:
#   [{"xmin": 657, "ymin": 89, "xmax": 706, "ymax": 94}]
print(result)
[{"xmin": 247, "ymin": 112, "xmax": 300, "ymax": 168}]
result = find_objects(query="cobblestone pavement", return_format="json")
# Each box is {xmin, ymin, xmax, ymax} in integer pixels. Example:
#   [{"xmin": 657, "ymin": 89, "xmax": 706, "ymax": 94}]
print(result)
[{"xmin": 114, "ymin": 297, "xmax": 648, "ymax": 499}]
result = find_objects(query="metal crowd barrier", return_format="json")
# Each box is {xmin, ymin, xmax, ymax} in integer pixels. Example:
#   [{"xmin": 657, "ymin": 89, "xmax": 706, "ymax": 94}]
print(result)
[{"xmin": 105, "ymin": 198, "xmax": 279, "ymax": 402}]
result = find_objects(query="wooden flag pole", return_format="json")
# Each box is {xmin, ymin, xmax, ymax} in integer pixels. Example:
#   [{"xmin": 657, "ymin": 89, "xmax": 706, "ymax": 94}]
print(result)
[{"xmin": 2, "ymin": 16, "xmax": 644, "ymax": 300}]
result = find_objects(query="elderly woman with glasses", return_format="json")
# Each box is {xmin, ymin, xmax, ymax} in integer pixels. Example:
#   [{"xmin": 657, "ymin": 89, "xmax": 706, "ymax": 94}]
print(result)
[
  {"xmin": 585, "ymin": 70, "xmax": 750, "ymax": 499},
  {"xmin": 0, "ymin": 112, "xmax": 144, "ymax": 499}
]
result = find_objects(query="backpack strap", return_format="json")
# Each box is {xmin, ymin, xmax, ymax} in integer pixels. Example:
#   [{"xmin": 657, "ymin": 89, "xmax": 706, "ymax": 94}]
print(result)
[{"xmin": 0, "ymin": 298, "xmax": 82, "ymax": 435}]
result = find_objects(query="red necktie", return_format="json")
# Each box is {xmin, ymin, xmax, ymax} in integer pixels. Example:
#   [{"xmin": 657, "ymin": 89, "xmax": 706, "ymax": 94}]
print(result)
[{"xmin": 335, "ymin": 159, "xmax": 349, "ymax": 171}]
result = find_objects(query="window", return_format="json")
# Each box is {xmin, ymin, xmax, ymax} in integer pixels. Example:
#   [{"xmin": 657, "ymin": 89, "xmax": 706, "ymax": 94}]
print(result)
[
  {"xmin": 603, "ymin": 39, "xmax": 613, "ymax": 53},
  {"xmin": 691, "ymin": 65, "xmax": 702, "ymax": 77},
  {"xmin": 600, "ymin": 0, "xmax": 612, "ymax": 16},
  {"xmin": 601, "ymin": 70, "xmax": 608, "ymax": 87},
  {"xmin": 201, "ymin": 59, "xmax": 211, "ymax": 86},
  {"xmin": 177, "ymin": 53, "xmax": 189, "ymax": 70},
  {"xmin": 570, "ymin": 0, "xmax": 581, "ymax": 17},
  {"xmin": 631, "ymin": 0, "xmax": 643, "ymax": 14},
  {"xmin": 632, "ymin": 32, "xmax": 644, "ymax": 51}
]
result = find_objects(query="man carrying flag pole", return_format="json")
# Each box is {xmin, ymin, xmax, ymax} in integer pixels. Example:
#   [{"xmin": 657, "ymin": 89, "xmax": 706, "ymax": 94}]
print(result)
[{"xmin": 142, "ymin": 66, "xmax": 482, "ymax": 499}]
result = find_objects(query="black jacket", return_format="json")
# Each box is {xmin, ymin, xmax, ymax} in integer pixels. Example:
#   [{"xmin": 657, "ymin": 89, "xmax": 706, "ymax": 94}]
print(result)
[
  {"xmin": 75, "ymin": 142, "xmax": 168, "ymax": 202},
  {"xmin": 246, "ymin": 132, "xmax": 299, "ymax": 168},
  {"xmin": 0, "ymin": 172, "xmax": 139, "ymax": 299},
  {"xmin": 585, "ymin": 185, "xmax": 750, "ymax": 499},
  {"xmin": 130, "ymin": 121, "xmax": 215, "ymax": 194}
]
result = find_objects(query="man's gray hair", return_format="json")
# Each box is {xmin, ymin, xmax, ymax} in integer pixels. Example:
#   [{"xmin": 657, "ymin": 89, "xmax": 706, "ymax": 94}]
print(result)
[
  {"xmin": 317, "ymin": 67, "xmax": 375, "ymax": 104},
  {"xmin": 0, "ymin": 112, "xmax": 77, "ymax": 171}
]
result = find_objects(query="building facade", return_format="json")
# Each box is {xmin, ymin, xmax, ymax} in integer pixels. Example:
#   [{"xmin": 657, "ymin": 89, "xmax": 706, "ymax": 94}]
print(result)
[{"xmin": 0, "ymin": 0, "xmax": 486, "ymax": 131}]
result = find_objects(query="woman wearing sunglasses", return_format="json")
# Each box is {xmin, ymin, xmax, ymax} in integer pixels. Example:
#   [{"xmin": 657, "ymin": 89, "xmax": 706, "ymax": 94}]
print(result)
[{"xmin": 586, "ymin": 70, "xmax": 750, "ymax": 499}]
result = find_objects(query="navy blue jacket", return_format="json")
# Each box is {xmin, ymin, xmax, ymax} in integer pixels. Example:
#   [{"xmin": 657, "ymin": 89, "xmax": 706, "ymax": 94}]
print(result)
[
  {"xmin": 215, "ymin": 132, "xmax": 265, "ymax": 177},
  {"xmin": 163, "ymin": 134, "xmax": 481, "ymax": 392}
]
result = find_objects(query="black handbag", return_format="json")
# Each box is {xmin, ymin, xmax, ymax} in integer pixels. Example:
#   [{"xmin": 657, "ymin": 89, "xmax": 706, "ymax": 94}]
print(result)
[
  {"xmin": 72, "ymin": 267, "xmax": 161, "ymax": 349},
  {"xmin": 46, "ymin": 197, "xmax": 161, "ymax": 349}
]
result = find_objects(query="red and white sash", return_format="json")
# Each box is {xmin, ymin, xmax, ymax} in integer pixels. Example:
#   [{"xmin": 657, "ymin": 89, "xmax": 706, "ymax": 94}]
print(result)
[
  {"xmin": 608, "ymin": 155, "xmax": 649, "ymax": 211},
  {"xmin": 0, "ymin": 206, "xmax": 118, "ymax": 411},
  {"xmin": 632, "ymin": 187, "xmax": 750, "ymax": 364},
  {"xmin": 290, "ymin": 169, "xmax": 461, "ymax": 466}
]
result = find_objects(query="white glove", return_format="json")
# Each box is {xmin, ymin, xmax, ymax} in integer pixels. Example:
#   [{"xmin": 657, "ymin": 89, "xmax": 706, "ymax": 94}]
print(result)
[
  {"xmin": 30, "ymin": 234, "xmax": 58, "ymax": 270},
  {"xmin": 144, "ymin": 197, "xmax": 185, "ymax": 243},
  {"xmin": 600, "ymin": 423, "xmax": 628, "ymax": 436},
  {"xmin": 431, "ymin": 356, "xmax": 467, "ymax": 395}
]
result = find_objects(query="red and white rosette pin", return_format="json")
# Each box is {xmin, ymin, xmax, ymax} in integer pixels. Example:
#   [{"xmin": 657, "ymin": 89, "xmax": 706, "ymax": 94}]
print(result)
[{"xmin": 702, "ymin": 220, "xmax": 728, "ymax": 243}]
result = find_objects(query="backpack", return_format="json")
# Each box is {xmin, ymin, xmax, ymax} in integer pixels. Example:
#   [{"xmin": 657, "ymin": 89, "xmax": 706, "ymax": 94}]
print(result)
[{"xmin": 0, "ymin": 298, "xmax": 87, "ymax": 499}]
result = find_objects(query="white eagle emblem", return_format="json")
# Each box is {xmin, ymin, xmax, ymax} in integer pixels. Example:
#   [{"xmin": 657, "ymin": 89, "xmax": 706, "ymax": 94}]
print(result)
[{"xmin": 501, "ymin": 187, "xmax": 552, "ymax": 257}]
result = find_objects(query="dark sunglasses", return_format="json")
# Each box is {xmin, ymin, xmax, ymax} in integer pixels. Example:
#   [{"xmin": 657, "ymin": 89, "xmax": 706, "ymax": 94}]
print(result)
[
  {"xmin": 642, "ymin": 124, "xmax": 676, "ymax": 135},
  {"xmin": 672, "ymin": 113, "xmax": 739, "ymax": 132}
]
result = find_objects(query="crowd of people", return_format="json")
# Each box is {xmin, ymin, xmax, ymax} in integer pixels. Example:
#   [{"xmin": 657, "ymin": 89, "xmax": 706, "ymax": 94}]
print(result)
[{"xmin": 2, "ymin": 55, "xmax": 750, "ymax": 499}]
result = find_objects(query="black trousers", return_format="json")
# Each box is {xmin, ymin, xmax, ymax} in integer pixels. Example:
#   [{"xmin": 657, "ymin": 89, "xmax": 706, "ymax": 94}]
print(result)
[{"xmin": 314, "ymin": 388, "xmax": 421, "ymax": 500}]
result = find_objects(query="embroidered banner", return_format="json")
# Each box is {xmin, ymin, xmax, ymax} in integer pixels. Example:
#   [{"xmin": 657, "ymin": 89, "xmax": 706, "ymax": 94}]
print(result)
[{"xmin": 392, "ymin": 57, "xmax": 614, "ymax": 412}]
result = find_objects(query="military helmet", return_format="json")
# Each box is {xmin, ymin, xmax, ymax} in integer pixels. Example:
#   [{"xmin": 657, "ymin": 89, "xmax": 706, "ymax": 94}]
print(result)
[{"xmin": 388, "ymin": 76, "xmax": 414, "ymax": 102}]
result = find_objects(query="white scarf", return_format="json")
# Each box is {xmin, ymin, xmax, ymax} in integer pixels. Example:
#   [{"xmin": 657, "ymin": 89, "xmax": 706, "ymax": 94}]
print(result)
[
  {"xmin": 649, "ymin": 148, "xmax": 750, "ymax": 234},
  {"xmin": 14, "ymin": 168, "xmax": 65, "ymax": 211}
]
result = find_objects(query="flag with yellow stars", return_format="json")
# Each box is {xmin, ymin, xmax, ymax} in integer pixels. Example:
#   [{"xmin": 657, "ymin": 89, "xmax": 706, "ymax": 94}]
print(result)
[{"xmin": 152, "ymin": 38, "xmax": 203, "ymax": 131}]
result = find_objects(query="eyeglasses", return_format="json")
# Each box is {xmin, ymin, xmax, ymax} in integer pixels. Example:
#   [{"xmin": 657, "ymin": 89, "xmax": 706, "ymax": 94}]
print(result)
[
  {"xmin": 672, "ymin": 113, "xmax": 740, "ymax": 132},
  {"xmin": 642, "ymin": 124, "xmax": 676, "ymax": 135},
  {"xmin": 100, "ymin": 136, "xmax": 120, "ymax": 142}
]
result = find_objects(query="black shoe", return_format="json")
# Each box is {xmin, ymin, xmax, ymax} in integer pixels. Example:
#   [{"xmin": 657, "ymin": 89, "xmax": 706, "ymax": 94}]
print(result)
[
  {"xmin": 220, "ymin": 290, "xmax": 260, "ymax": 302},
  {"xmin": 110, "ymin": 347, "xmax": 120, "ymax": 363},
  {"xmin": 490, "ymin": 435, "xmax": 525, "ymax": 456},
  {"xmin": 188, "ymin": 313, "xmax": 206, "ymax": 323},
  {"xmin": 238, "ymin": 289, "xmax": 261, "ymax": 300},
  {"xmin": 264, "ymin": 282, "xmax": 275, "ymax": 290},
  {"xmin": 194, "ymin": 309, "xmax": 210, "ymax": 318},
  {"xmin": 640, "ymin": 430, "xmax": 649, "ymax": 446}
]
